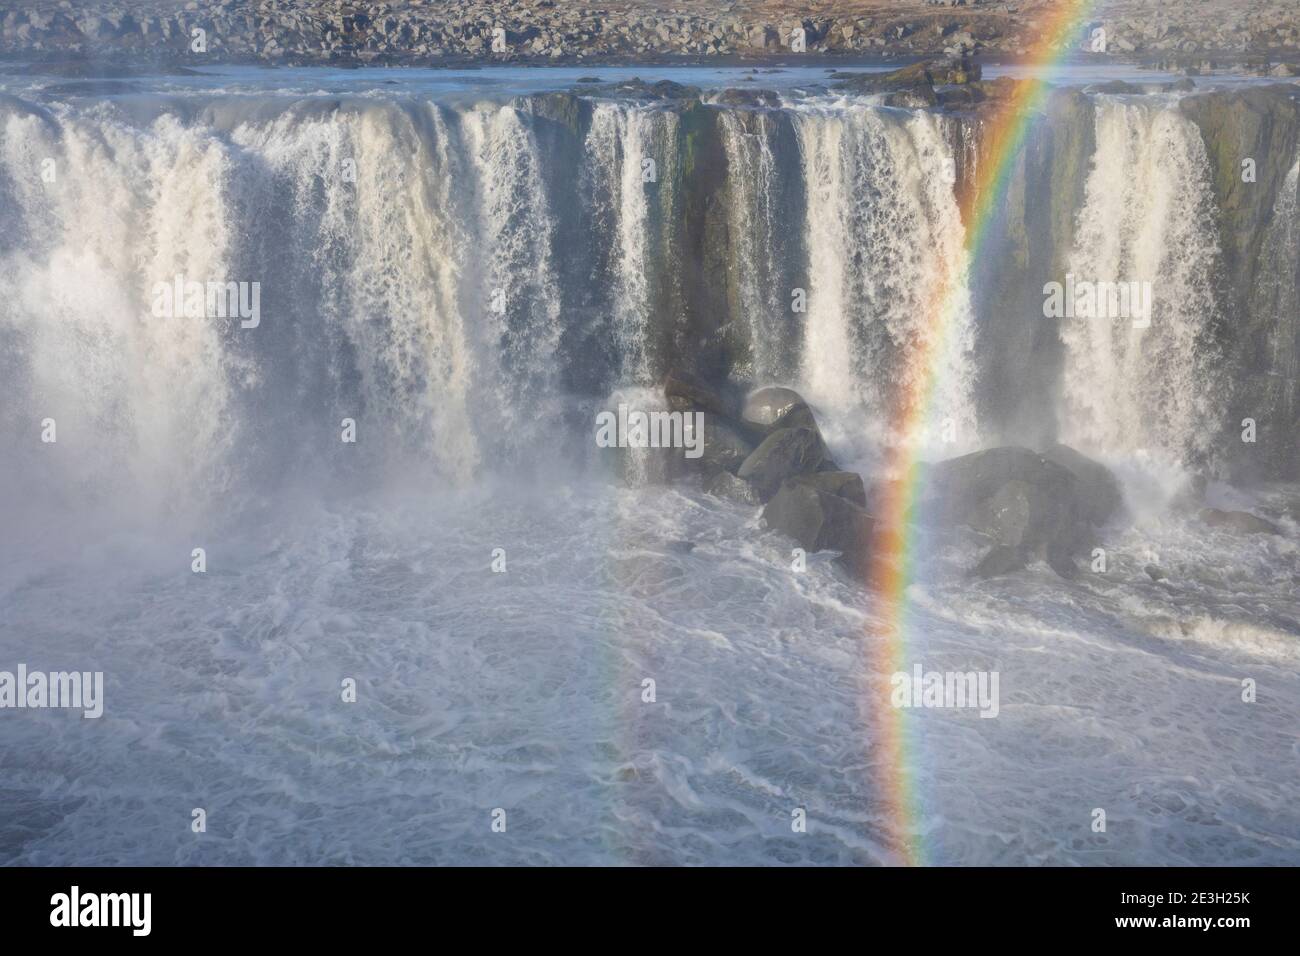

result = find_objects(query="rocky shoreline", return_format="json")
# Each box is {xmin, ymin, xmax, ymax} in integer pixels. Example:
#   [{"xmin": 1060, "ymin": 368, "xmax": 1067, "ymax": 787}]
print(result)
[{"xmin": 3, "ymin": 1, "xmax": 1300, "ymax": 71}]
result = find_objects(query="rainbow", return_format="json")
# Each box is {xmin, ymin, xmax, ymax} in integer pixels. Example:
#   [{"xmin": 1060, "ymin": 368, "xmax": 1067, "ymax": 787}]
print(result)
[{"xmin": 864, "ymin": 0, "xmax": 1100, "ymax": 865}]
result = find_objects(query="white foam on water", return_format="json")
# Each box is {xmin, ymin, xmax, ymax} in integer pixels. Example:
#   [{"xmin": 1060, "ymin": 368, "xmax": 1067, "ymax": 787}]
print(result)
[{"xmin": 0, "ymin": 483, "xmax": 1295, "ymax": 865}]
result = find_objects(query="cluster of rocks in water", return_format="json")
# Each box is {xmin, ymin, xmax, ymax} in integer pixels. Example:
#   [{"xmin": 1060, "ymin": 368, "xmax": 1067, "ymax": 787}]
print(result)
[
  {"xmin": 4, "ymin": 1, "xmax": 1299, "ymax": 69},
  {"xmin": 651, "ymin": 370, "xmax": 1285, "ymax": 586}
]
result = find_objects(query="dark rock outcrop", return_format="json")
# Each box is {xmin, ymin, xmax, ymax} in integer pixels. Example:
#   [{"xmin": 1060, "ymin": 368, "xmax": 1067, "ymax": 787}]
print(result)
[
  {"xmin": 921, "ymin": 445, "xmax": 1119, "ymax": 578},
  {"xmin": 971, "ymin": 544, "xmax": 1029, "ymax": 579},
  {"xmin": 1180, "ymin": 86, "xmax": 1300, "ymax": 482},
  {"xmin": 705, "ymin": 469, "xmax": 763, "ymax": 505},
  {"xmin": 663, "ymin": 368, "xmax": 742, "ymax": 419},
  {"xmin": 737, "ymin": 426, "xmax": 826, "ymax": 499},
  {"xmin": 786, "ymin": 470, "xmax": 867, "ymax": 507},
  {"xmin": 1039, "ymin": 442, "xmax": 1124, "ymax": 526},
  {"xmin": 832, "ymin": 57, "xmax": 980, "ymax": 97},
  {"xmin": 741, "ymin": 386, "xmax": 810, "ymax": 427},
  {"xmin": 1199, "ymin": 507, "xmax": 1283, "ymax": 535},
  {"xmin": 692, "ymin": 415, "xmax": 759, "ymax": 475},
  {"xmin": 762, "ymin": 475, "xmax": 874, "ymax": 553}
]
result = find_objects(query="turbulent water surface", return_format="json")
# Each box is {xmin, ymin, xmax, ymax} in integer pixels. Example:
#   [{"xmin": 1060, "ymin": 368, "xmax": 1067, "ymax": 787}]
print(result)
[{"xmin": 0, "ymin": 66, "xmax": 1297, "ymax": 865}]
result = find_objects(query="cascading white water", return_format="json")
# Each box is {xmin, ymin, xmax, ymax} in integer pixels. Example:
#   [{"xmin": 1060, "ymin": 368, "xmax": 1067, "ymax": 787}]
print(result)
[
  {"xmin": 718, "ymin": 108, "xmax": 788, "ymax": 383},
  {"xmin": 1059, "ymin": 97, "xmax": 1224, "ymax": 467},
  {"xmin": 0, "ymin": 108, "xmax": 240, "ymax": 514},
  {"xmin": 792, "ymin": 102, "xmax": 977, "ymax": 464},
  {"xmin": 230, "ymin": 101, "xmax": 482, "ymax": 482},
  {"xmin": 1259, "ymin": 156, "xmax": 1299, "ymax": 429},
  {"xmin": 0, "ymin": 97, "xmax": 572, "ymax": 514},
  {"xmin": 582, "ymin": 101, "xmax": 674, "ymax": 387},
  {"xmin": 0, "ymin": 88, "xmax": 1282, "ymax": 514},
  {"xmin": 458, "ymin": 103, "xmax": 565, "ymax": 459}
]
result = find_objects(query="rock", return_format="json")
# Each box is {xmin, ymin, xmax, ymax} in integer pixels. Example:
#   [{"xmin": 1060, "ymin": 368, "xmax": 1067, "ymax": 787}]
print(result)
[
  {"xmin": 691, "ymin": 415, "xmax": 758, "ymax": 474},
  {"xmin": 1039, "ymin": 443, "xmax": 1123, "ymax": 525},
  {"xmin": 1179, "ymin": 86, "xmax": 1300, "ymax": 482},
  {"xmin": 957, "ymin": 76, "xmax": 1034, "ymax": 104},
  {"xmin": 711, "ymin": 87, "xmax": 780, "ymax": 108},
  {"xmin": 737, "ymin": 427, "xmax": 826, "ymax": 499},
  {"xmin": 1145, "ymin": 564, "xmax": 1168, "ymax": 581},
  {"xmin": 971, "ymin": 545, "xmax": 1029, "ymax": 578},
  {"xmin": 922, "ymin": 445, "xmax": 1110, "ymax": 577},
  {"xmin": 880, "ymin": 87, "xmax": 940, "ymax": 108},
  {"xmin": 924, "ymin": 447, "xmax": 1074, "ymax": 528},
  {"xmin": 786, "ymin": 470, "xmax": 867, "ymax": 506},
  {"xmin": 704, "ymin": 469, "xmax": 763, "ymax": 505},
  {"xmin": 762, "ymin": 477, "xmax": 874, "ymax": 553},
  {"xmin": 741, "ymin": 386, "xmax": 808, "ymax": 427},
  {"xmin": 1045, "ymin": 539, "xmax": 1080, "ymax": 579},
  {"xmin": 833, "ymin": 57, "xmax": 979, "ymax": 95},
  {"xmin": 767, "ymin": 401, "xmax": 823, "ymax": 437},
  {"xmin": 936, "ymin": 84, "xmax": 984, "ymax": 108},
  {"xmin": 664, "ymin": 539, "xmax": 695, "ymax": 554},
  {"xmin": 1198, "ymin": 508, "xmax": 1282, "ymax": 535},
  {"xmin": 1092, "ymin": 80, "xmax": 1142, "ymax": 94},
  {"xmin": 970, "ymin": 479, "xmax": 1040, "ymax": 549},
  {"xmin": 662, "ymin": 367, "xmax": 735, "ymax": 418}
]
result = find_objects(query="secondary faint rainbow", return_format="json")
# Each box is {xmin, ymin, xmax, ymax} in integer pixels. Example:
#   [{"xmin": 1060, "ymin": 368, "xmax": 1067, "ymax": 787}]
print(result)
[{"xmin": 864, "ymin": 0, "xmax": 1100, "ymax": 865}]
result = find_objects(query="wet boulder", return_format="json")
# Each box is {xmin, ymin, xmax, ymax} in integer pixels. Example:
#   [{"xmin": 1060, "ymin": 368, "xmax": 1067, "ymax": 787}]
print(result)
[
  {"xmin": 704, "ymin": 469, "xmax": 763, "ymax": 506},
  {"xmin": 1039, "ymin": 442, "xmax": 1123, "ymax": 525},
  {"xmin": 785, "ymin": 470, "xmax": 867, "ymax": 507},
  {"xmin": 1090, "ymin": 80, "xmax": 1143, "ymax": 95},
  {"xmin": 741, "ymin": 386, "xmax": 810, "ymax": 428},
  {"xmin": 881, "ymin": 87, "xmax": 940, "ymax": 108},
  {"xmin": 663, "ymin": 368, "xmax": 737, "ymax": 418},
  {"xmin": 712, "ymin": 87, "xmax": 781, "ymax": 108},
  {"xmin": 762, "ymin": 476, "xmax": 874, "ymax": 554},
  {"xmin": 971, "ymin": 545, "xmax": 1030, "ymax": 579},
  {"xmin": 969, "ymin": 479, "xmax": 1048, "ymax": 550},
  {"xmin": 661, "ymin": 369, "xmax": 762, "ymax": 479},
  {"xmin": 1199, "ymin": 508, "xmax": 1282, "ymax": 535},
  {"xmin": 832, "ymin": 57, "xmax": 979, "ymax": 97},
  {"xmin": 767, "ymin": 401, "xmax": 823, "ymax": 436},
  {"xmin": 922, "ymin": 447, "xmax": 1076, "ymax": 535},
  {"xmin": 737, "ymin": 426, "xmax": 826, "ymax": 499},
  {"xmin": 690, "ymin": 414, "xmax": 757, "ymax": 475},
  {"xmin": 921, "ymin": 445, "xmax": 1117, "ymax": 577}
]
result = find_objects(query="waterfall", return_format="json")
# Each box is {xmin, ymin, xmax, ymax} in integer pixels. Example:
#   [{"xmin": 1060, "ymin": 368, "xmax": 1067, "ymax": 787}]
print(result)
[
  {"xmin": 718, "ymin": 108, "xmax": 796, "ymax": 384},
  {"xmin": 458, "ymin": 103, "xmax": 564, "ymax": 461},
  {"xmin": 792, "ymin": 103, "xmax": 977, "ymax": 461},
  {"xmin": 582, "ymin": 102, "xmax": 674, "ymax": 387},
  {"xmin": 1258, "ymin": 156, "xmax": 1299, "ymax": 467},
  {"xmin": 0, "ymin": 97, "xmax": 569, "ymax": 513},
  {"xmin": 0, "ymin": 105, "xmax": 240, "ymax": 514},
  {"xmin": 1058, "ymin": 97, "xmax": 1224, "ymax": 468},
  {"xmin": 1, "ymin": 84, "xmax": 1297, "ymax": 524}
]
